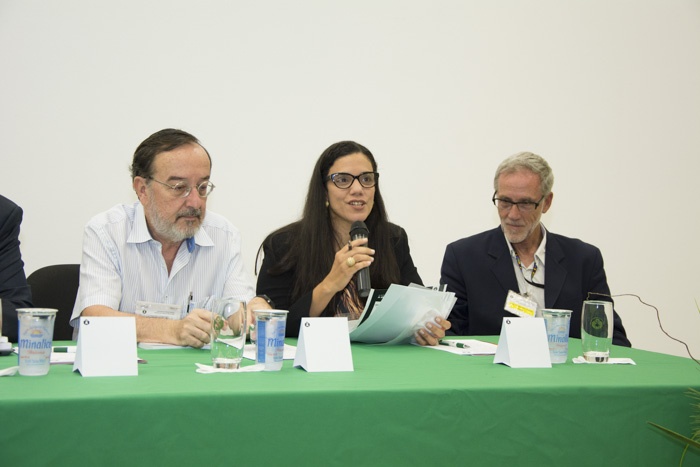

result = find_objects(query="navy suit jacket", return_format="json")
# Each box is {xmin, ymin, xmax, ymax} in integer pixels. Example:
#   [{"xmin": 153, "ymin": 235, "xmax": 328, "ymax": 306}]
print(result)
[
  {"xmin": 0, "ymin": 195, "xmax": 33, "ymax": 342},
  {"xmin": 440, "ymin": 226, "xmax": 631, "ymax": 347}
]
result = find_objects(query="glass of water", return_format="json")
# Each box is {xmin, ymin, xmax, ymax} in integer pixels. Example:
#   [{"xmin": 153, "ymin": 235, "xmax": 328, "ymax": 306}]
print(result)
[
  {"xmin": 210, "ymin": 298, "xmax": 247, "ymax": 369},
  {"xmin": 581, "ymin": 300, "xmax": 613, "ymax": 362}
]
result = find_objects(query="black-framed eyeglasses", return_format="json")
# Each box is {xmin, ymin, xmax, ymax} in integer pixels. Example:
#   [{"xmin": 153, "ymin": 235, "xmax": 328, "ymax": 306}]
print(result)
[
  {"xmin": 326, "ymin": 172, "xmax": 379, "ymax": 189},
  {"xmin": 149, "ymin": 178, "xmax": 216, "ymax": 198},
  {"xmin": 492, "ymin": 192, "xmax": 544, "ymax": 212}
]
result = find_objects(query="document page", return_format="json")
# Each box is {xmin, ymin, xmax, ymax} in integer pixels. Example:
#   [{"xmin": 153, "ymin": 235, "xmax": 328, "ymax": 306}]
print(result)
[
  {"xmin": 418, "ymin": 339, "xmax": 498, "ymax": 355},
  {"xmin": 349, "ymin": 284, "xmax": 456, "ymax": 345}
]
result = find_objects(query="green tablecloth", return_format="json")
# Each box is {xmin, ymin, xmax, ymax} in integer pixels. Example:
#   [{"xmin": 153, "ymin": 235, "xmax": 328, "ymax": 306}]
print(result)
[{"xmin": 2, "ymin": 338, "xmax": 699, "ymax": 466}]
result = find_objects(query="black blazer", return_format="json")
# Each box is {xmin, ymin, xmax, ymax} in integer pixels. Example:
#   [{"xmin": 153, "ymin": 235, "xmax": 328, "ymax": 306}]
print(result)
[
  {"xmin": 257, "ymin": 223, "xmax": 422, "ymax": 337},
  {"xmin": 441, "ymin": 226, "xmax": 631, "ymax": 346},
  {"xmin": 0, "ymin": 195, "xmax": 33, "ymax": 342}
]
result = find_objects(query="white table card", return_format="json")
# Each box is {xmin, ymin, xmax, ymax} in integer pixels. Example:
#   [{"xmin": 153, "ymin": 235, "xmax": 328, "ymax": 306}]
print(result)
[
  {"xmin": 493, "ymin": 317, "xmax": 551, "ymax": 368},
  {"xmin": 293, "ymin": 317, "xmax": 353, "ymax": 372},
  {"xmin": 73, "ymin": 316, "xmax": 138, "ymax": 377}
]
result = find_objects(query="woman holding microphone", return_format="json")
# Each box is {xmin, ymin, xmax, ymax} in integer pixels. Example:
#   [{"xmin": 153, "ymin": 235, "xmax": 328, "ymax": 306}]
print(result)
[{"xmin": 256, "ymin": 140, "xmax": 450, "ymax": 345}]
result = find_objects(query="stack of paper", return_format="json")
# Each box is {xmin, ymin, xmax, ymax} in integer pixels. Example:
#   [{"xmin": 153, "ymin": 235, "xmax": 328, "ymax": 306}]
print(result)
[{"xmin": 349, "ymin": 284, "xmax": 456, "ymax": 345}]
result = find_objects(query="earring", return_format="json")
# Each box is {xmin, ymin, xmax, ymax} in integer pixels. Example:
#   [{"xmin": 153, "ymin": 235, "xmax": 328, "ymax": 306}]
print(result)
[{"xmin": 325, "ymin": 200, "xmax": 329, "ymax": 208}]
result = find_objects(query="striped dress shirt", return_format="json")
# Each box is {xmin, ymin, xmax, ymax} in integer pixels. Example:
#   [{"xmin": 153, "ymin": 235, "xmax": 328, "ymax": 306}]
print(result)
[{"xmin": 70, "ymin": 202, "xmax": 254, "ymax": 326}]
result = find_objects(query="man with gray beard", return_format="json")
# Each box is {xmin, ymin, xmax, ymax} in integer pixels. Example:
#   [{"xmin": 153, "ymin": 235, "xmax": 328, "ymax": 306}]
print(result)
[
  {"xmin": 71, "ymin": 129, "xmax": 270, "ymax": 347},
  {"xmin": 440, "ymin": 152, "xmax": 630, "ymax": 346}
]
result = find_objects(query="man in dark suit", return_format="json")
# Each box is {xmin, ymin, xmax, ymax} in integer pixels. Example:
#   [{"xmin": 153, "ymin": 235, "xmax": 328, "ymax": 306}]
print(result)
[
  {"xmin": 0, "ymin": 195, "xmax": 33, "ymax": 342},
  {"xmin": 441, "ymin": 152, "xmax": 630, "ymax": 346}
]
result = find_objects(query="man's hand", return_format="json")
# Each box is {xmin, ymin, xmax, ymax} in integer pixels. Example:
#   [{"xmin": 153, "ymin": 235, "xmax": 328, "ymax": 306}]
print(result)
[
  {"xmin": 82, "ymin": 305, "xmax": 214, "ymax": 347},
  {"xmin": 171, "ymin": 309, "xmax": 212, "ymax": 348}
]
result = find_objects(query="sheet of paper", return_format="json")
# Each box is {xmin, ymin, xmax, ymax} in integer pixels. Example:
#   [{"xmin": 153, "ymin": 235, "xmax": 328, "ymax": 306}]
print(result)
[
  {"xmin": 572, "ymin": 356, "xmax": 636, "ymax": 365},
  {"xmin": 349, "ymin": 284, "xmax": 456, "ymax": 345},
  {"xmin": 350, "ymin": 288, "xmax": 402, "ymax": 342},
  {"xmin": 195, "ymin": 362, "xmax": 266, "ymax": 373},
  {"xmin": 417, "ymin": 339, "xmax": 498, "ymax": 355},
  {"xmin": 52, "ymin": 346, "xmax": 145, "ymax": 365},
  {"xmin": 350, "ymin": 288, "xmax": 387, "ymax": 330},
  {"xmin": 138, "ymin": 343, "xmax": 189, "ymax": 350},
  {"xmin": 138, "ymin": 343, "xmax": 217, "ymax": 350},
  {"xmin": 51, "ymin": 346, "xmax": 77, "ymax": 364},
  {"xmin": 137, "ymin": 342, "xmax": 296, "ymax": 360},
  {"xmin": 0, "ymin": 366, "xmax": 19, "ymax": 377}
]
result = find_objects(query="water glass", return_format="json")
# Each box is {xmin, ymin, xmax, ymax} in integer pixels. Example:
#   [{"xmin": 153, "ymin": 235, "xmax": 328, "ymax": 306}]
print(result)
[
  {"xmin": 541, "ymin": 309, "xmax": 572, "ymax": 364},
  {"xmin": 210, "ymin": 298, "xmax": 247, "ymax": 369},
  {"xmin": 254, "ymin": 309, "xmax": 288, "ymax": 371},
  {"xmin": 17, "ymin": 308, "xmax": 57, "ymax": 376},
  {"xmin": 581, "ymin": 300, "xmax": 613, "ymax": 362}
]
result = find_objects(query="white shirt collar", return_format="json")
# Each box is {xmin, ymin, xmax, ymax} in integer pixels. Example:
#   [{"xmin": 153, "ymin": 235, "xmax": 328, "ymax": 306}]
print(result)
[
  {"xmin": 507, "ymin": 223, "xmax": 547, "ymax": 267},
  {"xmin": 127, "ymin": 202, "xmax": 214, "ymax": 248}
]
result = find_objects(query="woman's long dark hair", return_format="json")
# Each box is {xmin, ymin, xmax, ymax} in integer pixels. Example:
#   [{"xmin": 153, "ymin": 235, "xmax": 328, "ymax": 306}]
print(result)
[{"xmin": 258, "ymin": 141, "xmax": 400, "ymax": 305}]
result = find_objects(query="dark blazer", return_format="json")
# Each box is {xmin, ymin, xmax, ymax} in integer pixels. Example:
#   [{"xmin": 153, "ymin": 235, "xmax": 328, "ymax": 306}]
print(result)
[
  {"xmin": 441, "ymin": 226, "xmax": 631, "ymax": 347},
  {"xmin": 0, "ymin": 195, "xmax": 33, "ymax": 342},
  {"xmin": 257, "ymin": 223, "xmax": 422, "ymax": 337}
]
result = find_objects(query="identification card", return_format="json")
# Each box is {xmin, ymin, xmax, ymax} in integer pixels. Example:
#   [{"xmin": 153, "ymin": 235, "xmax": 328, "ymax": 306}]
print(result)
[
  {"xmin": 504, "ymin": 290, "xmax": 537, "ymax": 318},
  {"xmin": 135, "ymin": 301, "xmax": 182, "ymax": 320}
]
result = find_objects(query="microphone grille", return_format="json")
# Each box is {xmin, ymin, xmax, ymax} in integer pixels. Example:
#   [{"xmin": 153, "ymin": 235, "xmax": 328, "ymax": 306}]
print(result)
[{"xmin": 350, "ymin": 220, "xmax": 369, "ymax": 236}]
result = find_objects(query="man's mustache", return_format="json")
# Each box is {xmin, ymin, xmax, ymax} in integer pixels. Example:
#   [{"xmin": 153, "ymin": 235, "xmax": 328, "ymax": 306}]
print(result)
[{"xmin": 177, "ymin": 208, "xmax": 202, "ymax": 219}]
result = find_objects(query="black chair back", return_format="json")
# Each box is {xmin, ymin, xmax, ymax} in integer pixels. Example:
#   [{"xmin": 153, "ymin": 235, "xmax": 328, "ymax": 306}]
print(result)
[{"xmin": 26, "ymin": 264, "xmax": 80, "ymax": 341}]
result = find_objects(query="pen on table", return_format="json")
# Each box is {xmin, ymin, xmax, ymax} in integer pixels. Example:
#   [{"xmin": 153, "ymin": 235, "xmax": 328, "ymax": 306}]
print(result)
[
  {"xmin": 438, "ymin": 340, "xmax": 470, "ymax": 349},
  {"xmin": 186, "ymin": 292, "xmax": 193, "ymax": 314}
]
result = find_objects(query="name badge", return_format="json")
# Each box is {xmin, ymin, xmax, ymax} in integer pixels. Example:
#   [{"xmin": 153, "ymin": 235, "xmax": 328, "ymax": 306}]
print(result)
[
  {"xmin": 504, "ymin": 290, "xmax": 537, "ymax": 318},
  {"xmin": 136, "ymin": 301, "xmax": 182, "ymax": 320}
]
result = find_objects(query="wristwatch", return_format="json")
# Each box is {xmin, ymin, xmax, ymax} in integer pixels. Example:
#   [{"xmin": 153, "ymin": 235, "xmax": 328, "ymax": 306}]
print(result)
[{"xmin": 253, "ymin": 294, "xmax": 275, "ymax": 309}]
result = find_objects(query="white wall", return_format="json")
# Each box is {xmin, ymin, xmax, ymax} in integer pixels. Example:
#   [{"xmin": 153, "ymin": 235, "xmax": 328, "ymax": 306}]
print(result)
[{"xmin": 2, "ymin": 0, "xmax": 699, "ymax": 358}]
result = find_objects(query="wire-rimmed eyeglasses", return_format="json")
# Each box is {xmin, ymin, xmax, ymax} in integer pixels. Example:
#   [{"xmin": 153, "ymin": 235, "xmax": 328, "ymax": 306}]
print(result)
[
  {"xmin": 326, "ymin": 172, "xmax": 379, "ymax": 189},
  {"xmin": 492, "ymin": 192, "xmax": 544, "ymax": 212},
  {"xmin": 149, "ymin": 178, "xmax": 216, "ymax": 198}
]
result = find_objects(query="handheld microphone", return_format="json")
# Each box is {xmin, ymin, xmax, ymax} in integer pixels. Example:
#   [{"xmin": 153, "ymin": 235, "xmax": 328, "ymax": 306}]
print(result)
[{"xmin": 350, "ymin": 221, "xmax": 371, "ymax": 298}]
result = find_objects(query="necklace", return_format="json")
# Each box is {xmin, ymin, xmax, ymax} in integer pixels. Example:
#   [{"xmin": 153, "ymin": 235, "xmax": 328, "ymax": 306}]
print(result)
[{"xmin": 515, "ymin": 253, "xmax": 544, "ymax": 289}]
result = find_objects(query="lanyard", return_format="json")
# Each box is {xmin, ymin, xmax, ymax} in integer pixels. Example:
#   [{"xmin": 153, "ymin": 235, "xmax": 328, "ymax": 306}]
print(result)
[{"xmin": 515, "ymin": 254, "xmax": 545, "ymax": 289}]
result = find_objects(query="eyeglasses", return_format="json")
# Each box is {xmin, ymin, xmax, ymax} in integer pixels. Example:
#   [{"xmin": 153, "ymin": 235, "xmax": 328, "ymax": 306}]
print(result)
[
  {"xmin": 492, "ymin": 192, "xmax": 544, "ymax": 212},
  {"xmin": 326, "ymin": 172, "xmax": 379, "ymax": 189},
  {"xmin": 149, "ymin": 178, "xmax": 216, "ymax": 198}
]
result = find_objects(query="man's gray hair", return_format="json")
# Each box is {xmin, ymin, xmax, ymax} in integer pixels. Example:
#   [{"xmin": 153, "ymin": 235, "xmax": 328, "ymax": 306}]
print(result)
[{"xmin": 493, "ymin": 151, "xmax": 554, "ymax": 197}]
